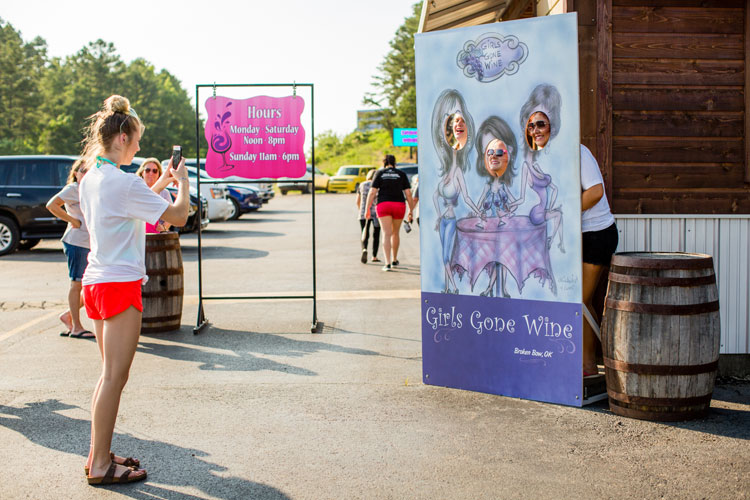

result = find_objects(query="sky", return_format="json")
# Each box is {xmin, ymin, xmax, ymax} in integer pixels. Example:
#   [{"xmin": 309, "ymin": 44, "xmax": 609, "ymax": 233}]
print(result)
[{"xmin": 3, "ymin": 0, "xmax": 417, "ymax": 139}]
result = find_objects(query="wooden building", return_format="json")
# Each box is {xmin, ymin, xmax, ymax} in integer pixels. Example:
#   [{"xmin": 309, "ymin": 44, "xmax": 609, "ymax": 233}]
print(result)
[{"xmin": 419, "ymin": 0, "xmax": 750, "ymax": 358}]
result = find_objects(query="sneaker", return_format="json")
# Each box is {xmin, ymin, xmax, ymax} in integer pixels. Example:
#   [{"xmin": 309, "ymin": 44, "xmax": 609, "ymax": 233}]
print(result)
[
  {"xmin": 392, "ymin": 260, "xmax": 400, "ymax": 267},
  {"xmin": 361, "ymin": 248, "xmax": 367, "ymax": 264},
  {"xmin": 382, "ymin": 264, "xmax": 391, "ymax": 271}
]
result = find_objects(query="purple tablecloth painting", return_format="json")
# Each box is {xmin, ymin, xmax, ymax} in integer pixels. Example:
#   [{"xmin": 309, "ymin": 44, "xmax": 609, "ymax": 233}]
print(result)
[{"xmin": 451, "ymin": 215, "xmax": 554, "ymax": 293}]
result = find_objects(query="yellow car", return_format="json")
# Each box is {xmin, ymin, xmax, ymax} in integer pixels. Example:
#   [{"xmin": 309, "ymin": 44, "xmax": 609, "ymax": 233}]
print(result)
[{"xmin": 327, "ymin": 165, "xmax": 374, "ymax": 193}]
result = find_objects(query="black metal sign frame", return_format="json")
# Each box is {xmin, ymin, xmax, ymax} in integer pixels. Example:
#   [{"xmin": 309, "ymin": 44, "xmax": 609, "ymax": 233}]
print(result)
[{"xmin": 193, "ymin": 83, "xmax": 317, "ymax": 334}]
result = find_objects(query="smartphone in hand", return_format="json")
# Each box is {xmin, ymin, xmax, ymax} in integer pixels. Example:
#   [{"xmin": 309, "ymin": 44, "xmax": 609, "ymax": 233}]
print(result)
[{"xmin": 171, "ymin": 145, "xmax": 182, "ymax": 169}]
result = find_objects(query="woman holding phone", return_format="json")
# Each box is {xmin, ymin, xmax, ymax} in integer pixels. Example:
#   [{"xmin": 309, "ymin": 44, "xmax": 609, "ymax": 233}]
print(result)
[{"xmin": 78, "ymin": 95, "xmax": 190, "ymax": 485}]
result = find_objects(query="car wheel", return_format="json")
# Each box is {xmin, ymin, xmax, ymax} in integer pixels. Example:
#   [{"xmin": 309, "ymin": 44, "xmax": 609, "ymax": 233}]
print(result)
[
  {"xmin": 228, "ymin": 198, "xmax": 241, "ymax": 220},
  {"xmin": 0, "ymin": 216, "xmax": 20, "ymax": 256},
  {"xmin": 305, "ymin": 184, "xmax": 312, "ymax": 194},
  {"xmin": 18, "ymin": 238, "xmax": 41, "ymax": 250},
  {"xmin": 280, "ymin": 189, "xmax": 287, "ymax": 195},
  {"xmin": 353, "ymin": 183, "xmax": 359, "ymax": 193}
]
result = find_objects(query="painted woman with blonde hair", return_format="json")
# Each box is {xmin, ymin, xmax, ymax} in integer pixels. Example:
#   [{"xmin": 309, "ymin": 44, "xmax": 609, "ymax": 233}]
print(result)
[{"xmin": 78, "ymin": 95, "xmax": 190, "ymax": 485}]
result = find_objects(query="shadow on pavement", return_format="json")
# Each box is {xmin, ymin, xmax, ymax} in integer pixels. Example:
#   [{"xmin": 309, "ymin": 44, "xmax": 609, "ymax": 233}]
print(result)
[
  {"xmin": 1, "ymin": 247, "xmax": 65, "ymax": 262},
  {"xmin": 192, "ymin": 229, "xmax": 285, "ymax": 239},
  {"xmin": 180, "ymin": 246, "xmax": 269, "ymax": 261},
  {"xmin": 582, "ymin": 386, "xmax": 750, "ymax": 440},
  {"xmin": 0, "ymin": 399, "xmax": 291, "ymax": 499},
  {"xmin": 138, "ymin": 326, "xmax": 381, "ymax": 374}
]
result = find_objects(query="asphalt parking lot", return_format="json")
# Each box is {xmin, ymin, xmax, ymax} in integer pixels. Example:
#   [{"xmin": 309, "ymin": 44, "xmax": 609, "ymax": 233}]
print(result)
[{"xmin": 1, "ymin": 192, "xmax": 748, "ymax": 499}]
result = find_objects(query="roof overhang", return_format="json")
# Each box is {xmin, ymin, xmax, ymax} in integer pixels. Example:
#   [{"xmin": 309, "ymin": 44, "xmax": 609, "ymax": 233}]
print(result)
[{"xmin": 418, "ymin": 0, "xmax": 534, "ymax": 33}]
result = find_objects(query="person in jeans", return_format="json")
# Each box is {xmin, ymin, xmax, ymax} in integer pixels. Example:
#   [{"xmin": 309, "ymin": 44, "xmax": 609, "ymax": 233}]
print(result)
[
  {"xmin": 46, "ymin": 159, "xmax": 93, "ymax": 338},
  {"xmin": 356, "ymin": 168, "xmax": 380, "ymax": 263}
]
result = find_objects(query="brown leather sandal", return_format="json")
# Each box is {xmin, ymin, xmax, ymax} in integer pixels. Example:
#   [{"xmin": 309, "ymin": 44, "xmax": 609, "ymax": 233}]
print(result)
[
  {"xmin": 87, "ymin": 461, "xmax": 147, "ymax": 485},
  {"xmin": 84, "ymin": 452, "xmax": 140, "ymax": 475}
]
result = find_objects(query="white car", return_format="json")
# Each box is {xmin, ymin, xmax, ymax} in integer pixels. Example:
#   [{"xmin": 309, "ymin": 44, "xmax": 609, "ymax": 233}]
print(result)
[{"xmin": 166, "ymin": 161, "xmax": 231, "ymax": 222}]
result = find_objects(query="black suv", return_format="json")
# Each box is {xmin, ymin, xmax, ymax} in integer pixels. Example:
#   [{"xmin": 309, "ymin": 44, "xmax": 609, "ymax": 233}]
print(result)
[{"xmin": 0, "ymin": 155, "xmax": 78, "ymax": 256}]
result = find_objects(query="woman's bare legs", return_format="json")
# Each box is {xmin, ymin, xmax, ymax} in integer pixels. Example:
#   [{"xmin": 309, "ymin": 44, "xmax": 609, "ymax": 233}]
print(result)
[
  {"xmin": 379, "ymin": 215, "xmax": 393, "ymax": 265},
  {"xmin": 391, "ymin": 218, "xmax": 403, "ymax": 262},
  {"xmin": 582, "ymin": 262, "xmax": 605, "ymax": 374},
  {"xmin": 87, "ymin": 306, "xmax": 146, "ymax": 480},
  {"xmin": 60, "ymin": 283, "xmax": 85, "ymax": 333}
]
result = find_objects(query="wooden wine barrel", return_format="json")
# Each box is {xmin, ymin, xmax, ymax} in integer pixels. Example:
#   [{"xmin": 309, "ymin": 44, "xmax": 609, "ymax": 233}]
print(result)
[
  {"xmin": 601, "ymin": 252, "xmax": 720, "ymax": 421},
  {"xmin": 142, "ymin": 232, "xmax": 184, "ymax": 333}
]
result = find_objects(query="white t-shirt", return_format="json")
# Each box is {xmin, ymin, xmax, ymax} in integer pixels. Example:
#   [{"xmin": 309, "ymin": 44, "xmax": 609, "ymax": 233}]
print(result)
[
  {"xmin": 580, "ymin": 145, "xmax": 615, "ymax": 233},
  {"xmin": 79, "ymin": 163, "xmax": 170, "ymax": 285},
  {"xmin": 54, "ymin": 182, "xmax": 90, "ymax": 249}
]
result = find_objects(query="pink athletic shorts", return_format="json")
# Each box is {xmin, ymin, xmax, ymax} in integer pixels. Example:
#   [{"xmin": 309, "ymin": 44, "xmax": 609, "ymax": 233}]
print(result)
[
  {"xmin": 376, "ymin": 201, "xmax": 406, "ymax": 220},
  {"xmin": 83, "ymin": 280, "xmax": 143, "ymax": 320}
]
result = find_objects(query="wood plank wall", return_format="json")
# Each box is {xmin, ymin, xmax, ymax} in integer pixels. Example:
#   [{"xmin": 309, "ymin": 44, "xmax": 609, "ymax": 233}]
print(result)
[{"xmin": 607, "ymin": 0, "xmax": 750, "ymax": 214}]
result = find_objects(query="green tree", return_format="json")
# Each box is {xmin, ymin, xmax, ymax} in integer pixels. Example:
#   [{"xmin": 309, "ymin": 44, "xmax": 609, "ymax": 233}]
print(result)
[
  {"xmin": 36, "ymin": 39, "xmax": 202, "ymax": 157},
  {"xmin": 0, "ymin": 18, "xmax": 48, "ymax": 154},
  {"xmin": 38, "ymin": 40, "xmax": 125, "ymax": 154},
  {"xmin": 363, "ymin": 2, "xmax": 420, "ymax": 131}
]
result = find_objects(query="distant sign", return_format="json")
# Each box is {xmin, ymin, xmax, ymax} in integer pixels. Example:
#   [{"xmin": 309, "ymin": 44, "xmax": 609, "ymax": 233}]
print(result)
[
  {"xmin": 204, "ymin": 95, "xmax": 306, "ymax": 179},
  {"xmin": 393, "ymin": 128, "xmax": 418, "ymax": 147}
]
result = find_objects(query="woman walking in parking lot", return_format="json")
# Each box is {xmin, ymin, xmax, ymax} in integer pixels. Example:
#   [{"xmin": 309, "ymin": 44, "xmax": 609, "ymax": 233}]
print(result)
[
  {"xmin": 46, "ymin": 159, "xmax": 94, "ymax": 338},
  {"xmin": 356, "ymin": 168, "xmax": 381, "ymax": 263},
  {"xmin": 78, "ymin": 95, "xmax": 190, "ymax": 486},
  {"xmin": 365, "ymin": 155, "xmax": 415, "ymax": 271}
]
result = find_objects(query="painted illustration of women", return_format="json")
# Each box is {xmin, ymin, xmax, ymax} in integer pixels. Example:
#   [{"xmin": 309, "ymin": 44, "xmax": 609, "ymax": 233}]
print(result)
[
  {"xmin": 509, "ymin": 84, "xmax": 564, "ymax": 294},
  {"xmin": 431, "ymin": 89, "xmax": 482, "ymax": 294},
  {"xmin": 473, "ymin": 116, "xmax": 518, "ymax": 297}
]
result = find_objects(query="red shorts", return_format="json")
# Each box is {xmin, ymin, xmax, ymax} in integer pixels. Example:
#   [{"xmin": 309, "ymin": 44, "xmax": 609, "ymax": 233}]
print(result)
[
  {"xmin": 376, "ymin": 201, "xmax": 406, "ymax": 220},
  {"xmin": 83, "ymin": 280, "xmax": 143, "ymax": 320}
]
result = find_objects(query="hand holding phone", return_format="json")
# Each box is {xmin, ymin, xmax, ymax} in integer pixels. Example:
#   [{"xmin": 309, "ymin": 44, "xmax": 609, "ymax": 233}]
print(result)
[{"xmin": 170, "ymin": 145, "xmax": 182, "ymax": 170}]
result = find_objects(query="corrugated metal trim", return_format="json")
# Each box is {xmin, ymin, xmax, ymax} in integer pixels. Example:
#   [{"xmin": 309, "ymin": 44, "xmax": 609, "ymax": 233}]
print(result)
[{"xmin": 614, "ymin": 215, "xmax": 750, "ymax": 355}]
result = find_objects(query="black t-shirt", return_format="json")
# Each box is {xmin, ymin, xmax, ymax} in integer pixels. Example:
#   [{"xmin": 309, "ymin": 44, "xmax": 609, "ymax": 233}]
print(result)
[{"xmin": 372, "ymin": 167, "xmax": 410, "ymax": 203}]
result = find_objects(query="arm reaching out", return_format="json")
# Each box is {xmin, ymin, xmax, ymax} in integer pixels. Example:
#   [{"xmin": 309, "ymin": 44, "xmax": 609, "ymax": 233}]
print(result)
[{"xmin": 160, "ymin": 157, "xmax": 190, "ymax": 226}]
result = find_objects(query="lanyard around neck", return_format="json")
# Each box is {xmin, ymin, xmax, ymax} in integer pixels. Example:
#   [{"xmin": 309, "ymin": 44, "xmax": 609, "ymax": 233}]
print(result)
[{"xmin": 96, "ymin": 156, "xmax": 117, "ymax": 168}]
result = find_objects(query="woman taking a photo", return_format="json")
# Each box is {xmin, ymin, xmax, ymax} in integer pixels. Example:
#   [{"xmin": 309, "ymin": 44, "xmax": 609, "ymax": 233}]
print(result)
[
  {"xmin": 365, "ymin": 155, "xmax": 414, "ymax": 271},
  {"xmin": 79, "ymin": 95, "xmax": 190, "ymax": 485}
]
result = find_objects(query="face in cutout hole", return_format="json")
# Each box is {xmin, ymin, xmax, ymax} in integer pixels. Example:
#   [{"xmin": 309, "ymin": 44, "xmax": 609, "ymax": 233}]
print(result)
[
  {"xmin": 484, "ymin": 138, "xmax": 510, "ymax": 178},
  {"xmin": 445, "ymin": 112, "xmax": 467, "ymax": 150},
  {"xmin": 525, "ymin": 112, "xmax": 550, "ymax": 151}
]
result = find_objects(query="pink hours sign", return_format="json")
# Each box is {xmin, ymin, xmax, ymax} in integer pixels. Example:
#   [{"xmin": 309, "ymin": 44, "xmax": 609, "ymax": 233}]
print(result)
[{"xmin": 204, "ymin": 95, "xmax": 306, "ymax": 179}]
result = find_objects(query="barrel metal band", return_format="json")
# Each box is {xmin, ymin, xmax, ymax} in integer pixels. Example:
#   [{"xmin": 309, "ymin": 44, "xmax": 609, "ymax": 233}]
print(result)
[
  {"xmin": 141, "ymin": 288, "xmax": 184, "ymax": 298},
  {"xmin": 143, "ymin": 313, "xmax": 182, "ymax": 322},
  {"xmin": 605, "ymin": 298, "xmax": 719, "ymax": 315},
  {"xmin": 609, "ymin": 400, "xmax": 709, "ymax": 421},
  {"xmin": 604, "ymin": 356, "xmax": 718, "ymax": 375},
  {"xmin": 606, "ymin": 388, "xmax": 713, "ymax": 407},
  {"xmin": 144, "ymin": 268, "xmax": 184, "ymax": 276},
  {"xmin": 608, "ymin": 272, "xmax": 716, "ymax": 287},
  {"xmin": 611, "ymin": 254, "xmax": 714, "ymax": 270},
  {"xmin": 146, "ymin": 244, "xmax": 181, "ymax": 251}
]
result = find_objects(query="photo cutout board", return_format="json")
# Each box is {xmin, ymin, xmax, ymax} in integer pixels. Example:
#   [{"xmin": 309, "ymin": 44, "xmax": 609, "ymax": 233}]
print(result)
[{"xmin": 416, "ymin": 14, "xmax": 584, "ymax": 406}]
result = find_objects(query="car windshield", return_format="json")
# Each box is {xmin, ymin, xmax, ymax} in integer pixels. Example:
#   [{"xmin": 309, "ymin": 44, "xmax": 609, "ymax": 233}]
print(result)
[{"xmin": 337, "ymin": 167, "xmax": 360, "ymax": 176}]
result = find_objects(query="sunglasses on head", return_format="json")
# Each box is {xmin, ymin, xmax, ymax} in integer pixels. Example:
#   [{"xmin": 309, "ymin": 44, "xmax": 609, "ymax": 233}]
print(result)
[
  {"xmin": 527, "ymin": 120, "xmax": 549, "ymax": 131},
  {"xmin": 486, "ymin": 148, "xmax": 507, "ymax": 157},
  {"xmin": 119, "ymin": 107, "xmax": 140, "ymax": 134},
  {"xmin": 144, "ymin": 167, "xmax": 159, "ymax": 174}
]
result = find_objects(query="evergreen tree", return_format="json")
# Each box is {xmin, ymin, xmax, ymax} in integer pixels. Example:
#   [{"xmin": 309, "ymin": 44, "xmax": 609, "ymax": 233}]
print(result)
[{"xmin": 363, "ymin": 2, "xmax": 420, "ymax": 132}]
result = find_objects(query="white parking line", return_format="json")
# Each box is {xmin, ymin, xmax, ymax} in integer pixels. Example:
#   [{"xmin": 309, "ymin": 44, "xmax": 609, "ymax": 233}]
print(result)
[
  {"xmin": 184, "ymin": 289, "xmax": 421, "ymax": 304},
  {"xmin": 0, "ymin": 309, "xmax": 64, "ymax": 343}
]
